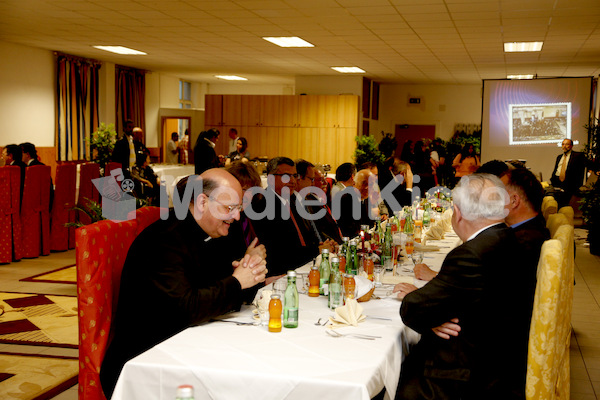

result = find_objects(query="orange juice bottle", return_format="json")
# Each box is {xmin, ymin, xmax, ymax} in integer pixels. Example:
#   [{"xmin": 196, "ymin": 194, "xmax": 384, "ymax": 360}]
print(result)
[
  {"xmin": 308, "ymin": 266, "xmax": 320, "ymax": 297},
  {"xmin": 268, "ymin": 294, "xmax": 282, "ymax": 332}
]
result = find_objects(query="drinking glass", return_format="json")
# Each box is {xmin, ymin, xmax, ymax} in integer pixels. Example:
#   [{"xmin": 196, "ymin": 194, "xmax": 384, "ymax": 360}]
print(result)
[
  {"xmin": 296, "ymin": 273, "xmax": 308, "ymax": 294},
  {"xmin": 411, "ymin": 251, "xmax": 424, "ymax": 268},
  {"xmin": 373, "ymin": 265, "xmax": 384, "ymax": 287},
  {"xmin": 273, "ymin": 278, "xmax": 287, "ymax": 296}
]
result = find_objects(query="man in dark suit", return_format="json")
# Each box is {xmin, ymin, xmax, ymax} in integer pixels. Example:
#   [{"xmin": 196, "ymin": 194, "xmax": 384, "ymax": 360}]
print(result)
[
  {"xmin": 378, "ymin": 157, "xmax": 414, "ymax": 214},
  {"xmin": 111, "ymin": 120, "xmax": 145, "ymax": 175},
  {"xmin": 20, "ymin": 142, "xmax": 45, "ymax": 166},
  {"xmin": 2, "ymin": 144, "xmax": 26, "ymax": 195},
  {"xmin": 249, "ymin": 157, "xmax": 336, "ymax": 277},
  {"xmin": 395, "ymin": 174, "xmax": 531, "ymax": 400},
  {"xmin": 550, "ymin": 138, "xmax": 588, "ymax": 207},
  {"xmin": 193, "ymin": 128, "xmax": 222, "ymax": 174},
  {"xmin": 100, "ymin": 169, "xmax": 267, "ymax": 398}
]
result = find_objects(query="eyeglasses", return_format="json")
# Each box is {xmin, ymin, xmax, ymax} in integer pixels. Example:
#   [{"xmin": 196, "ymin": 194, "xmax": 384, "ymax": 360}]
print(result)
[
  {"xmin": 211, "ymin": 198, "xmax": 243, "ymax": 213},
  {"xmin": 272, "ymin": 173, "xmax": 298, "ymax": 179}
]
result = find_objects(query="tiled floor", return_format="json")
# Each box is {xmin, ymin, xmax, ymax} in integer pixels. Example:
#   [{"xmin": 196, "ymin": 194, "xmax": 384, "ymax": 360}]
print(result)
[{"xmin": 1, "ymin": 231, "xmax": 599, "ymax": 400}]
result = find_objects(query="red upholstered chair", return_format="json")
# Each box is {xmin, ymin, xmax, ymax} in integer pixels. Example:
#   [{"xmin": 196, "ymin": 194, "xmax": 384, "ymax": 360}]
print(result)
[
  {"xmin": 76, "ymin": 218, "xmax": 138, "ymax": 400},
  {"xmin": 20, "ymin": 165, "xmax": 52, "ymax": 258},
  {"xmin": 78, "ymin": 163, "xmax": 101, "ymax": 226},
  {"xmin": 131, "ymin": 206, "xmax": 164, "ymax": 235},
  {"xmin": 8, "ymin": 166, "xmax": 23, "ymax": 261},
  {"xmin": 0, "ymin": 166, "xmax": 21, "ymax": 263},
  {"xmin": 50, "ymin": 164, "xmax": 77, "ymax": 252}
]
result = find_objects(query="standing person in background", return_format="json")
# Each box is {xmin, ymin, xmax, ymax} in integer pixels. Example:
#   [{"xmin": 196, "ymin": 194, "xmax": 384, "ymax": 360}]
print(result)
[
  {"xmin": 20, "ymin": 142, "xmax": 45, "ymax": 166},
  {"xmin": 132, "ymin": 127, "xmax": 149, "ymax": 156},
  {"xmin": 194, "ymin": 129, "xmax": 221, "ymax": 174},
  {"xmin": 452, "ymin": 143, "xmax": 480, "ymax": 181},
  {"xmin": 330, "ymin": 162, "xmax": 356, "ymax": 199},
  {"xmin": 112, "ymin": 120, "xmax": 144, "ymax": 175},
  {"xmin": 2, "ymin": 144, "xmax": 26, "ymax": 199},
  {"xmin": 550, "ymin": 138, "xmax": 588, "ymax": 207},
  {"xmin": 179, "ymin": 129, "xmax": 190, "ymax": 164},
  {"xmin": 228, "ymin": 128, "xmax": 239, "ymax": 154},
  {"xmin": 225, "ymin": 137, "xmax": 251, "ymax": 165},
  {"xmin": 400, "ymin": 140, "xmax": 415, "ymax": 166},
  {"xmin": 412, "ymin": 140, "xmax": 435, "ymax": 193},
  {"xmin": 166, "ymin": 132, "xmax": 180, "ymax": 164}
]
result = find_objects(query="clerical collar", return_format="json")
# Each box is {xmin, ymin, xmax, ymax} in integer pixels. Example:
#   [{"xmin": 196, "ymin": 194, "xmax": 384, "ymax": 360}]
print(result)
[{"xmin": 204, "ymin": 138, "xmax": 216, "ymax": 148}]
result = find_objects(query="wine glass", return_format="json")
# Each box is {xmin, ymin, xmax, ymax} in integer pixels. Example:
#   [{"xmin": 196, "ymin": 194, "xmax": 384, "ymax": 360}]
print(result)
[{"xmin": 411, "ymin": 251, "xmax": 424, "ymax": 268}]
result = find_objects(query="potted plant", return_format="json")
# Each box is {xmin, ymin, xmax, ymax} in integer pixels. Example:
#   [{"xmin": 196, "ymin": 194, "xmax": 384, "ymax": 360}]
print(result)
[
  {"xmin": 88, "ymin": 123, "xmax": 117, "ymax": 171},
  {"xmin": 354, "ymin": 134, "xmax": 385, "ymax": 167},
  {"xmin": 580, "ymin": 118, "xmax": 600, "ymax": 254}
]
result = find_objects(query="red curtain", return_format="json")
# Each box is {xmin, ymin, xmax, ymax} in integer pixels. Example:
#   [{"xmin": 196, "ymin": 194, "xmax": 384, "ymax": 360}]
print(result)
[
  {"xmin": 56, "ymin": 53, "xmax": 100, "ymax": 161},
  {"xmin": 115, "ymin": 65, "xmax": 146, "ymax": 138}
]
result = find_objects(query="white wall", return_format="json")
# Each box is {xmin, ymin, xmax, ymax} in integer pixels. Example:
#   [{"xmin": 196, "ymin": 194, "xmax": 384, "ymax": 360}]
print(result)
[
  {"xmin": 145, "ymin": 72, "xmax": 160, "ymax": 147},
  {"xmin": 0, "ymin": 41, "xmax": 55, "ymax": 146},
  {"xmin": 295, "ymin": 76, "xmax": 362, "ymax": 96},
  {"xmin": 207, "ymin": 83, "xmax": 294, "ymax": 95},
  {"xmin": 373, "ymin": 84, "xmax": 483, "ymax": 141}
]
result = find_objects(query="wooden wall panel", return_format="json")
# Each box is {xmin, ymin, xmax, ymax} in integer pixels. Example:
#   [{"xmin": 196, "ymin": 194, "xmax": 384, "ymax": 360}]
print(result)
[
  {"xmin": 297, "ymin": 127, "xmax": 319, "ymax": 164},
  {"xmin": 278, "ymin": 127, "xmax": 298, "ymax": 161},
  {"xmin": 317, "ymin": 127, "xmax": 338, "ymax": 169},
  {"xmin": 280, "ymin": 96, "xmax": 298, "ymax": 127}
]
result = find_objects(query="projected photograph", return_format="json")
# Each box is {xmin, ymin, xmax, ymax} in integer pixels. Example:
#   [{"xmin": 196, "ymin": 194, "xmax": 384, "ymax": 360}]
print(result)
[{"xmin": 509, "ymin": 102, "xmax": 571, "ymax": 145}]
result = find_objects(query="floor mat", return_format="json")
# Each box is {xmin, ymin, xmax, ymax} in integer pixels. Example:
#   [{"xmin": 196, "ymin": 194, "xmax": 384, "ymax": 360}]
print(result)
[
  {"xmin": 0, "ymin": 293, "xmax": 77, "ymax": 348},
  {"xmin": 20, "ymin": 266, "xmax": 76, "ymax": 285},
  {"xmin": 0, "ymin": 352, "xmax": 77, "ymax": 400}
]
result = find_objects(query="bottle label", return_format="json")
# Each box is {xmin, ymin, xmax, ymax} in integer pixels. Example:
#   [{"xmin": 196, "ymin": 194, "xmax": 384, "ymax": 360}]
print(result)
[{"xmin": 285, "ymin": 308, "xmax": 298, "ymax": 322}]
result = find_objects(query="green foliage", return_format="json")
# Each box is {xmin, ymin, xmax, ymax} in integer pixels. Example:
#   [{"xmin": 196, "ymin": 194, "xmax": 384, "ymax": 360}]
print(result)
[
  {"xmin": 354, "ymin": 134, "xmax": 385, "ymax": 166},
  {"xmin": 88, "ymin": 123, "xmax": 117, "ymax": 169},
  {"xmin": 65, "ymin": 198, "xmax": 105, "ymax": 228},
  {"xmin": 583, "ymin": 118, "xmax": 600, "ymax": 168},
  {"xmin": 378, "ymin": 131, "xmax": 397, "ymax": 158}
]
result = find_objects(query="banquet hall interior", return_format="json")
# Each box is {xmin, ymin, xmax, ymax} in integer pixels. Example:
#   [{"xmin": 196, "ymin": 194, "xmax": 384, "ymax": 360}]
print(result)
[{"xmin": 0, "ymin": 0, "xmax": 599, "ymax": 399}]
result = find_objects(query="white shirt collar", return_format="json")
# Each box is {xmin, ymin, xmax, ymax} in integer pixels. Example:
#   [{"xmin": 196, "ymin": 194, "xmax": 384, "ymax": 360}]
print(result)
[
  {"xmin": 466, "ymin": 222, "xmax": 504, "ymax": 242},
  {"xmin": 204, "ymin": 138, "xmax": 216, "ymax": 148}
]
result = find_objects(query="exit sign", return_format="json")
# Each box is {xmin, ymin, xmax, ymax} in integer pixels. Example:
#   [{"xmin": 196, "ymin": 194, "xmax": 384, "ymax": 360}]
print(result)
[{"xmin": 409, "ymin": 98, "xmax": 421, "ymax": 104}]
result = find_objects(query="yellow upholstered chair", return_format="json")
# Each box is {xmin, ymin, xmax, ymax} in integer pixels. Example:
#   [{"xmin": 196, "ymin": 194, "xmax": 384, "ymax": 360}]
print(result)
[
  {"xmin": 542, "ymin": 198, "xmax": 558, "ymax": 220},
  {"xmin": 542, "ymin": 196, "xmax": 554, "ymax": 211},
  {"xmin": 558, "ymin": 206, "xmax": 574, "ymax": 226},
  {"xmin": 526, "ymin": 224, "xmax": 574, "ymax": 400},
  {"xmin": 546, "ymin": 213, "xmax": 569, "ymax": 238}
]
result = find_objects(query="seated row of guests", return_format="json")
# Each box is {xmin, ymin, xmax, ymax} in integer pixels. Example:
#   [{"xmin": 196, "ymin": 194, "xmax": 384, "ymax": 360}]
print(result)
[{"xmin": 1, "ymin": 142, "xmax": 50, "ymax": 205}]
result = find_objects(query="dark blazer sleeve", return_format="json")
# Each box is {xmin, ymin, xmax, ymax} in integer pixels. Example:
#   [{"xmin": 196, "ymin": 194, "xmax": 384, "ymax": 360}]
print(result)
[{"xmin": 400, "ymin": 245, "xmax": 485, "ymax": 333}]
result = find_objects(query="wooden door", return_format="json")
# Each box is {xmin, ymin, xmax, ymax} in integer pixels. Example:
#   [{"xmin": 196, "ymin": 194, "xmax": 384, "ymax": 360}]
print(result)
[
  {"xmin": 318, "ymin": 127, "xmax": 338, "ymax": 169},
  {"xmin": 222, "ymin": 95, "xmax": 242, "ymax": 126},
  {"xmin": 205, "ymin": 95, "xmax": 223, "ymax": 127},
  {"xmin": 338, "ymin": 95, "xmax": 360, "ymax": 128},
  {"xmin": 297, "ymin": 127, "xmax": 319, "ymax": 164},
  {"xmin": 245, "ymin": 126, "xmax": 279, "ymax": 160},
  {"xmin": 242, "ymin": 95, "xmax": 261, "ymax": 127},
  {"xmin": 394, "ymin": 124, "xmax": 435, "ymax": 155},
  {"xmin": 261, "ymin": 95, "xmax": 281, "ymax": 127},
  {"xmin": 298, "ymin": 96, "xmax": 318, "ymax": 128},
  {"xmin": 280, "ymin": 95, "xmax": 299, "ymax": 127},
  {"xmin": 278, "ymin": 127, "xmax": 299, "ymax": 160},
  {"xmin": 337, "ymin": 128, "xmax": 358, "ymax": 169},
  {"xmin": 318, "ymin": 95, "xmax": 338, "ymax": 128}
]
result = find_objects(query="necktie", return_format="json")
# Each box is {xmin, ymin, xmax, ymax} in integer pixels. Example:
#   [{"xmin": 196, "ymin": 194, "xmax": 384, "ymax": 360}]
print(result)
[
  {"xmin": 559, "ymin": 154, "xmax": 567, "ymax": 182},
  {"xmin": 128, "ymin": 137, "xmax": 136, "ymax": 169},
  {"xmin": 287, "ymin": 202, "xmax": 307, "ymax": 247},
  {"xmin": 241, "ymin": 215, "xmax": 256, "ymax": 247}
]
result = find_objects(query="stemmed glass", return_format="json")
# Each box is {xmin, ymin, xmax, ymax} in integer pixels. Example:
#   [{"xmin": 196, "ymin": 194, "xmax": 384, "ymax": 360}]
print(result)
[{"xmin": 411, "ymin": 251, "xmax": 424, "ymax": 269}]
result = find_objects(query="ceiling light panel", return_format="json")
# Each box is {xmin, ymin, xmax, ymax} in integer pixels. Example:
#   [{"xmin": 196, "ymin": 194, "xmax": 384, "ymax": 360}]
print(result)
[
  {"xmin": 214, "ymin": 75, "xmax": 248, "ymax": 81},
  {"xmin": 262, "ymin": 37, "xmax": 314, "ymax": 47},
  {"xmin": 504, "ymin": 41, "xmax": 543, "ymax": 52},
  {"xmin": 331, "ymin": 67, "xmax": 366, "ymax": 73},
  {"xmin": 93, "ymin": 46, "xmax": 146, "ymax": 55}
]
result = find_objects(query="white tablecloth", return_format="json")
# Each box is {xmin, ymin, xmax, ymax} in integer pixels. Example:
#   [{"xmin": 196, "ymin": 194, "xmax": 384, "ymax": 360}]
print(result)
[
  {"xmin": 151, "ymin": 164, "xmax": 194, "ymax": 207},
  {"xmin": 111, "ymin": 230, "xmax": 460, "ymax": 400}
]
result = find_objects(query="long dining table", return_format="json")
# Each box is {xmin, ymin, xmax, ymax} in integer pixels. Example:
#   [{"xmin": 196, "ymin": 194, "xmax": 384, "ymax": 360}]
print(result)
[{"xmin": 110, "ymin": 231, "xmax": 461, "ymax": 400}]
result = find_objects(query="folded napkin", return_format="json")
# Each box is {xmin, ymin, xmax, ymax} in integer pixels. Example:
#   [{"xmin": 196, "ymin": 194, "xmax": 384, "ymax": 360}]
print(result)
[
  {"xmin": 414, "ymin": 242, "xmax": 440, "ymax": 252},
  {"xmin": 355, "ymin": 275, "xmax": 374, "ymax": 299},
  {"xmin": 423, "ymin": 223, "xmax": 445, "ymax": 243},
  {"xmin": 381, "ymin": 275, "xmax": 413, "ymax": 285},
  {"xmin": 329, "ymin": 299, "xmax": 366, "ymax": 327}
]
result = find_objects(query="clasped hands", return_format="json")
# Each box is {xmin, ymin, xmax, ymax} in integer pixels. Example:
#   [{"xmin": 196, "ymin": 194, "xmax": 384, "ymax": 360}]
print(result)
[{"xmin": 232, "ymin": 238, "xmax": 267, "ymax": 289}]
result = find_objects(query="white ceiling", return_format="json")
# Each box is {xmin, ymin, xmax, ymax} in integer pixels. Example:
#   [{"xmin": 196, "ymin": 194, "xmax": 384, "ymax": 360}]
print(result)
[{"xmin": 1, "ymin": 0, "xmax": 598, "ymax": 85}]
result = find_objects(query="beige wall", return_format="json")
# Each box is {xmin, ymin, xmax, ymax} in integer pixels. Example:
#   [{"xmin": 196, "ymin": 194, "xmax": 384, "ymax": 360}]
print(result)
[
  {"xmin": 206, "ymin": 83, "xmax": 294, "ymax": 95},
  {"xmin": 0, "ymin": 41, "xmax": 55, "ymax": 146},
  {"xmin": 295, "ymin": 75, "xmax": 362, "ymax": 96},
  {"xmin": 373, "ymin": 83, "xmax": 483, "ymax": 141}
]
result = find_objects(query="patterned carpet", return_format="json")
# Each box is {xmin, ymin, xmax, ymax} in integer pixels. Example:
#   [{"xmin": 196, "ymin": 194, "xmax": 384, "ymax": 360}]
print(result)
[
  {"xmin": 0, "ymin": 352, "xmax": 78, "ymax": 400},
  {"xmin": 0, "ymin": 292, "xmax": 77, "ymax": 348},
  {"xmin": 20, "ymin": 266, "xmax": 76, "ymax": 285}
]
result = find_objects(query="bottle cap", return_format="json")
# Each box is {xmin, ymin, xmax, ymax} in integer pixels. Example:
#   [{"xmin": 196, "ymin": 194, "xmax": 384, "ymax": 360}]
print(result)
[
  {"xmin": 342, "ymin": 236, "xmax": 349, "ymax": 242},
  {"xmin": 270, "ymin": 294, "xmax": 281, "ymax": 299},
  {"xmin": 321, "ymin": 248, "xmax": 329, "ymax": 254},
  {"xmin": 311, "ymin": 265, "xmax": 319, "ymax": 270},
  {"xmin": 176, "ymin": 385, "xmax": 194, "ymax": 398},
  {"xmin": 331, "ymin": 257, "xmax": 339, "ymax": 263},
  {"xmin": 287, "ymin": 270, "xmax": 297, "ymax": 277}
]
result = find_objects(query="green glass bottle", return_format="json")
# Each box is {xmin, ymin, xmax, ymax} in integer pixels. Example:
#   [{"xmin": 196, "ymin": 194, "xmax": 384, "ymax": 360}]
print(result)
[
  {"xmin": 283, "ymin": 270, "xmax": 299, "ymax": 328},
  {"xmin": 423, "ymin": 203, "xmax": 431, "ymax": 228},
  {"xmin": 319, "ymin": 249, "xmax": 330, "ymax": 295},
  {"xmin": 346, "ymin": 239, "xmax": 358, "ymax": 275},
  {"xmin": 381, "ymin": 224, "xmax": 393, "ymax": 269},
  {"xmin": 328, "ymin": 257, "xmax": 343, "ymax": 309},
  {"xmin": 403, "ymin": 207, "xmax": 414, "ymax": 235}
]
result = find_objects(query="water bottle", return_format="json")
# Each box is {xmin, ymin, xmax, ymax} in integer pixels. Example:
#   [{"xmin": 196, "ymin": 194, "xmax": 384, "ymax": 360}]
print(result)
[
  {"xmin": 176, "ymin": 385, "xmax": 194, "ymax": 400},
  {"xmin": 319, "ymin": 249, "xmax": 330, "ymax": 295},
  {"xmin": 328, "ymin": 257, "xmax": 343, "ymax": 309},
  {"xmin": 283, "ymin": 271, "xmax": 299, "ymax": 328}
]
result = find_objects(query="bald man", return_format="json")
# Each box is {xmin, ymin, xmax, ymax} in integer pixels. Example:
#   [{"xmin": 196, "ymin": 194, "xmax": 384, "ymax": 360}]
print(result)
[{"xmin": 100, "ymin": 169, "xmax": 267, "ymax": 398}]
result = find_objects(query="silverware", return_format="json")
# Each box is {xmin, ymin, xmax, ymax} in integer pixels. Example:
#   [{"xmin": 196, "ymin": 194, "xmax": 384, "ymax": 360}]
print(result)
[
  {"xmin": 315, "ymin": 318, "xmax": 328, "ymax": 326},
  {"xmin": 367, "ymin": 316, "xmax": 392, "ymax": 321},
  {"xmin": 212, "ymin": 319, "xmax": 255, "ymax": 326},
  {"xmin": 326, "ymin": 330, "xmax": 381, "ymax": 340}
]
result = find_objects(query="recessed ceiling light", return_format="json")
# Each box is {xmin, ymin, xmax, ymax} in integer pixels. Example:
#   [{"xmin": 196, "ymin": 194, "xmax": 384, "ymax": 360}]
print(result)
[
  {"xmin": 507, "ymin": 74, "xmax": 534, "ymax": 79},
  {"xmin": 331, "ymin": 67, "xmax": 366, "ymax": 74},
  {"xmin": 262, "ymin": 37, "xmax": 314, "ymax": 48},
  {"xmin": 93, "ymin": 46, "xmax": 147, "ymax": 55},
  {"xmin": 215, "ymin": 75, "xmax": 248, "ymax": 81},
  {"xmin": 504, "ymin": 42, "xmax": 543, "ymax": 52}
]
